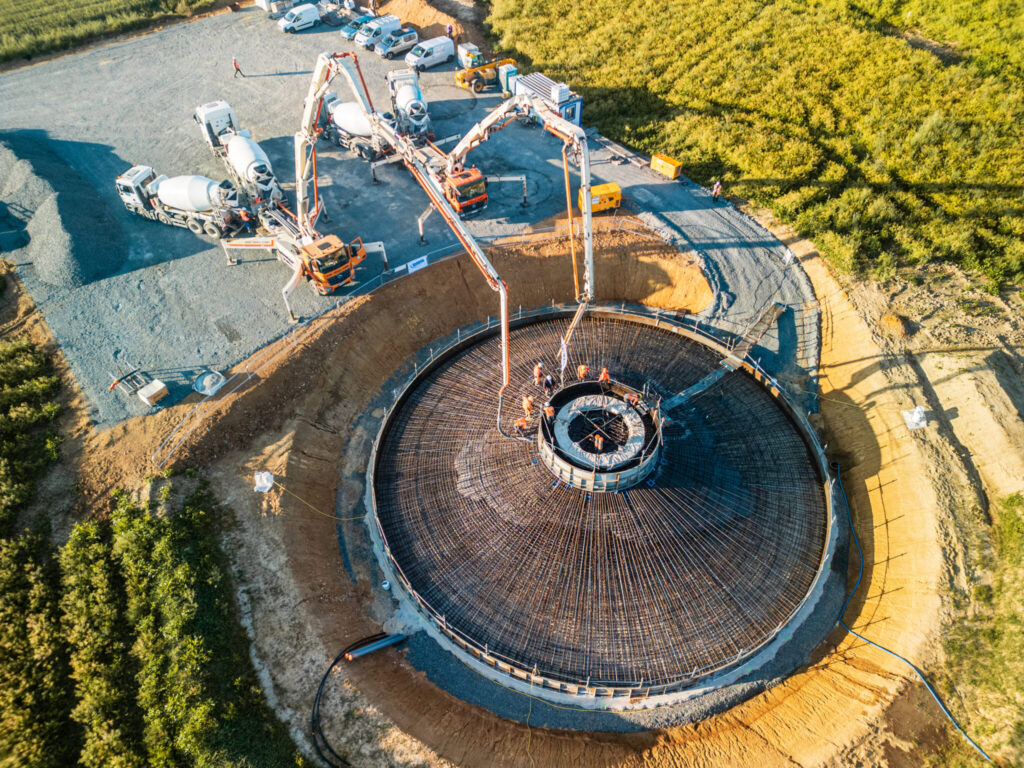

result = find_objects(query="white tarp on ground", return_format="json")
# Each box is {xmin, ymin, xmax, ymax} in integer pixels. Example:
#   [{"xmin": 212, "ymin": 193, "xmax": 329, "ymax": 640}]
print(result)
[{"xmin": 902, "ymin": 405, "xmax": 927, "ymax": 430}]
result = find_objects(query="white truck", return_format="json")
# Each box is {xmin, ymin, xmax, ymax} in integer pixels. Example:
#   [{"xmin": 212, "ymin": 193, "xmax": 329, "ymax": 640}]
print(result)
[
  {"xmin": 115, "ymin": 165, "xmax": 243, "ymax": 238},
  {"xmin": 194, "ymin": 100, "xmax": 284, "ymax": 205},
  {"xmin": 320, "ymin": 93, "xmax": 394, "ymax": 159},
  {"xmin": 386, "ymin": 69, "xmax": 430, "ymax": 137},
  {"xmin": 353, "ymin": 14, "xmax": 399, "ymax": 49}
]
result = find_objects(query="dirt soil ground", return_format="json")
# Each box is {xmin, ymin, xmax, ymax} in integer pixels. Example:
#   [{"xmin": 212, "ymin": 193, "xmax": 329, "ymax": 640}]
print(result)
[
  {"xmin": 5, "ymin": 0, "xmax": 1022, "ymax": 761},
  {"xmin": 8, "ymin": 210, "xmax": 1022, "ymax": 766}
]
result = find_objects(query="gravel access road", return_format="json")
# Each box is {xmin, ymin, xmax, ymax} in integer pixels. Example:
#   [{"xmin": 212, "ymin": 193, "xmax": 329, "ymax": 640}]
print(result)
[{"xmin": 0, "ymin": 7, "xmax": 817, "ymax": 425}]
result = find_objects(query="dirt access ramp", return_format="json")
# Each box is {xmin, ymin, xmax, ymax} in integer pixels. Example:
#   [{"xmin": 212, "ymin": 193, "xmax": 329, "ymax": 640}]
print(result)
[{"xmin": 171, "ymin": 224, "xmax": 945, "ymax": 766}]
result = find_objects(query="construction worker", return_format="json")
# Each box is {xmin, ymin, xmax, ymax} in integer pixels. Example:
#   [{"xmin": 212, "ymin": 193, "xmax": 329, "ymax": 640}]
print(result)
[
  {"xmin": 576, "ymin": 363, "xmax": 590, "ymax": 381},
  {"xmin": 232, "ymin": 57, "xmax": 244, "ymax": 78},
  {"xmin": 514, "ymin": 416, "xmax": 529, "ymax": 435},
  {"xmin": 543, "ymin": 403, "xmax": 555, "ymax": 423},
  {"xmin": 533, "ymin": 362, "xmax": 544, "ymax": 386},
  {"xmin": 593, "ymin": 433, "xmax": 605, "ymax": 451},
  {"xmin": 522, "ymin": 394, "xmax": 534, "ymax": 416},
  {"xmin": 624, "ymin": 392, "xmax": 640, "ymax": 407},
  {"xmin": 446, "ymin": 22, "xmax": 453, "ymax": 39},
  {"xmin": 542, "ymin": 373, "xmax": 555, "ymax": 394},
  {"xmin": 239, "ymin": 208, "xmax": 253, "ymax": 233},
  {"xmin": 598, "ymin": 366, "xmax": 611, "ymax": 384},
  {"xmin": 712, "ymin": 180, "xmax": 722, "ymax": 203}
]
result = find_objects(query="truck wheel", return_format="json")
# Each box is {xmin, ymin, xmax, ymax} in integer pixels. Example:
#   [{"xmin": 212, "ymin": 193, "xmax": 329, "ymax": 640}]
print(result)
[
  {"xmin": 446, "ymin": 54, "xmax": 454, "ymax": 63},
  {"xmin": 186, "ymin": 218, "xmax": 204, "ymax": 235},
  {"xmin": 384, "ymin": 51, "xmax": 393, "ymax": 59},
  {"xmin": 472, "ymin": 78, "xmax": 484, "ymax": 94},
  {"xmin": 204, "ymin": 221, "xmax": 223, "ymax": 239},
  {"xmin": 157, "ymin": 213, "xmax": 172, "ymax": 226},
  {"xmin": 331, "ymin": 130, "xmax": 343, "ymax": 147}
]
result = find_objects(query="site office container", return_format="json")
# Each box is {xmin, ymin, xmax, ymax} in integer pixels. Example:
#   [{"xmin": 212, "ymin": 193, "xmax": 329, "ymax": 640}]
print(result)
[
  {"xmin": 578, "ymin": 182, "xmax": 622, "ymax": 213},
  {"xmin": 650, "ymin": 153, "xmax": 683, "ymax": 179}
]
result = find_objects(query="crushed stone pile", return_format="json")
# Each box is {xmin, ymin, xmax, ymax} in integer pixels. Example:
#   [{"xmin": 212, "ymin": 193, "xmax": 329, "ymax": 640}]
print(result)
[{"xmin": 0, "ymin": 135, "xmax": 125, "ymax": 288}]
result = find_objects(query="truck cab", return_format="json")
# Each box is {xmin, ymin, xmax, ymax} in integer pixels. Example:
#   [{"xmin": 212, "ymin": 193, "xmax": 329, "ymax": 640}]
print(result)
[
  {"xmin": 374, "ymin": 27, "xmax": 417, "ymax": 59},
  {"xmin": 115, "ymin": 166, "xmax": 159, "ymax": 211},
  {"xmin": 193, "ymin": 100, "xmax": 242, "ymax": 150},
  {"xmin": 446, "ymin": 168, "xmax": 487, "ymax": 215},
  {"xmin": 301, "ymin": 235, "xmax": 366, "ymax": 294}
]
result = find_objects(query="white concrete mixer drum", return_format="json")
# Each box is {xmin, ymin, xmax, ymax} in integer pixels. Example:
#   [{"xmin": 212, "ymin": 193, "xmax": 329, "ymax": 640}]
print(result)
[
  {"xmin": 225, "ymin": 134, "xmax": 274, "ymax": 184},
  {"xmin": 154, "ymin": 175, "xmax": 223, "ymax": 212},
  {"xmin": 329, "ymin": 101, "xmax": 373, "ymax": 137}
]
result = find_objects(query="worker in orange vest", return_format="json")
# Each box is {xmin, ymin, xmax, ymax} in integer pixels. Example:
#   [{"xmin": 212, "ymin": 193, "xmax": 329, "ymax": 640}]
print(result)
[
  {"xmin": 593, "ymin": 433, "xmax": 604, "ymax": 451},
  {"xmin": 522, "ymin": 394, "xmax": 534, "ymax": 416},
  {"xmin": 543, "ymin": 403, "xmax": 555, "ymax": 422},
  {"xmin": 598, "ymin": 366, "xmax": 610, "ymax": 384},
  {"xmin": 533, "ymin": 362, "xmax": 543, "ymax": 386},
  {"xmin": 624, "ymin": 392, "xmax": 640, "ymax": 407},
  {"xmin": 576, "ymin": 363, "xmax": 590, "ymax": 381},
  {"xmin": 514, "ymin": 416, "xmax": 529, "ymax": 435}
]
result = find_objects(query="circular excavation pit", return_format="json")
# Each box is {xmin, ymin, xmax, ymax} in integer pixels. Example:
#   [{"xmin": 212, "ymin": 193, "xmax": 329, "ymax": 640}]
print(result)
[{"xmin": 369, "ymin": 309, "xmax": 833, "ymax": 709}]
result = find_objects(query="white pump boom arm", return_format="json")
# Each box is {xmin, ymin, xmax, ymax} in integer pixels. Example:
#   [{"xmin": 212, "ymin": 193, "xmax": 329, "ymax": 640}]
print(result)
[
  {"xmin": 447, "ymin": 93, "xmax": 595, "ymax": 300},
  {"xmin": 295, "ymin": 52, "xmax": 377, "ymax": 239}
]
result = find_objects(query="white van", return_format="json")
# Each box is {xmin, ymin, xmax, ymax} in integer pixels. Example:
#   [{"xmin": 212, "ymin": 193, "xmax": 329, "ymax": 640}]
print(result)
[
  {"xmin": 405, "ymin": 36, "xmax": 455, "ymax": 71},
  {"xmin": 354, "ymin": 14, "xmax": 400, "ymax": 49},
  {"xmin": 278, "ymin": 3, "xmax": 320, "ymax": 32}
]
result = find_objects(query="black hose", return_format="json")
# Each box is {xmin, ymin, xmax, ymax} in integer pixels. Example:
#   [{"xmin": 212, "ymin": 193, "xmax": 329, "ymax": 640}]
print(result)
[
  {"xmin": 310, "ymin": 632, "xmax": 388, "ymax": 767},
  {"xmin": 833, "ymin": 463, "xmax": 992, "ymax": 763}
]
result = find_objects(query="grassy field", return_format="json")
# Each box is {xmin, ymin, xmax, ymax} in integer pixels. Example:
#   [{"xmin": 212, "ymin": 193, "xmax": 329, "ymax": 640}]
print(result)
[
  {"xmin": 0, "ymin": 0, "xmax": 218, "ymax": 63},
  {"xmin": 488, "ymin": 0, "xmax": 1024, "ymax": 289},
  {"xmin": 931, "ymin": 493, "xmax": 1024, "ymax": 766}
]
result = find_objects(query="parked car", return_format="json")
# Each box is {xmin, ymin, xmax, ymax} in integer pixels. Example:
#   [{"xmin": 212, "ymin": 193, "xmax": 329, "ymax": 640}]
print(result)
[
  {"xmin": 339, "ymin": 13, "xmax": 374, "ymax": 41},
  {"xmin": 404, "ymin": 36, "xmax": 455, "ymax": 71},
  {"xmin": 374, "ymin": 27, "xmax": 418, "ymax": 59}
]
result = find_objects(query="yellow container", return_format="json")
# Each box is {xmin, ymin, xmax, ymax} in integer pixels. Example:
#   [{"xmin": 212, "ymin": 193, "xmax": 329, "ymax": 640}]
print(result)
[
  {"xmin": 650, "ymin": 153, "xmax": 682, "ymax": 179},
  {"xmin": 578, "ymin": 182, "xmax": 622, "ymax": 213}
]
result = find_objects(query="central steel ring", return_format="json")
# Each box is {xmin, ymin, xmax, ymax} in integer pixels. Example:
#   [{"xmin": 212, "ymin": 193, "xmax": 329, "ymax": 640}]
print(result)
[
  {"xmin": 537, "ymin": 381, "xmax": 663, "ymax": 492},
  {"xmin": 552, "ymin": 394, "xmax": 645, "ymax": 469}
]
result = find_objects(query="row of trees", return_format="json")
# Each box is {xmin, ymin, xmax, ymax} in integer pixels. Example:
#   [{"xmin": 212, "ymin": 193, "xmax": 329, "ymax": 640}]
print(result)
[
  {"xmin": 0, "ymin": 335, "xmax": 303, "ymax": 766},
  {"xmin": 1, "ymin": 489, "xmax": 306, "ymax": 767}
]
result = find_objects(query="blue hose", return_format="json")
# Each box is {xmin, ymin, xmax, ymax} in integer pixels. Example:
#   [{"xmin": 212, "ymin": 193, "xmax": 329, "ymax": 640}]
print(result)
[{"xmin": 833, "ymin": 463, "xmax": 993, "ymax": 763}]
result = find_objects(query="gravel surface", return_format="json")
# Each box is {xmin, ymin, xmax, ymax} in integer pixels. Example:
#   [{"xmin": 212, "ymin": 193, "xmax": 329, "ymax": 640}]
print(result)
[{"xmin": 0, "ymin": 7, "xmax": 816, "ymax": 426}]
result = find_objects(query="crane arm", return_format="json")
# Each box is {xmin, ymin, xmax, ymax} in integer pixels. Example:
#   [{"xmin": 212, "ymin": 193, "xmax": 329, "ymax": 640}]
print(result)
[
  {"xmin": 295, "ymin": 52, "xmax": 378, "ymax": 239},
  {"xmin": 446, "ymin": 93, "xmax": 596, "ymax": 300}
]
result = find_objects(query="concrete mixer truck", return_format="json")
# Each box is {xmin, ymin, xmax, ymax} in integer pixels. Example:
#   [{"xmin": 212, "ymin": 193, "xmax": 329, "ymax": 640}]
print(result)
[
  {"xmin": 319, "ymin": 93, "xmax": 394, "ymax": 159},
  {"xmin": 194, "ymin": 100, "xmax": 284, "ymax": 205},
  {"xmin": 115, "ymin": 165, "xmax": 244, "ymax": 238},
  {"xmin": 386, "ymin": 69, "xmax": 431, "ymax": 138}
]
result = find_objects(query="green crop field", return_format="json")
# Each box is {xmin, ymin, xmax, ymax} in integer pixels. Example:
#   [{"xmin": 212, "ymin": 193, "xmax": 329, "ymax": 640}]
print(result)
[
  {"xmin": 0, "ymin": 0, "xmax": 217, "ymax": 63},
  {"xmin": 489, "ymin": 0, "xmax": 1024, "ymax": 289}
]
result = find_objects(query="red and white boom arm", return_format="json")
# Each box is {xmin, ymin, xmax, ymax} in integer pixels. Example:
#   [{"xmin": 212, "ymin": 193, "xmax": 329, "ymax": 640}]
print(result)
[
  {"xmin": 447, "ymin": 93, "xmax": 595, "ymax": 300},
  {"xmin": 295, "ymin": 52, "xmax": 375, "ymax": 240}
]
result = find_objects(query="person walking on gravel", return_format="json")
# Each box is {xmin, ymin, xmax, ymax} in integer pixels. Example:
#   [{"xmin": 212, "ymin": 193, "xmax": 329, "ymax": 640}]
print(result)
[
  {"xmin": 233, "ymin": 57, "xmax": 244, "ymax": 78},
  {"xmin": 712, "ymin": 179, "xmax": 722, "ymax": 203}
]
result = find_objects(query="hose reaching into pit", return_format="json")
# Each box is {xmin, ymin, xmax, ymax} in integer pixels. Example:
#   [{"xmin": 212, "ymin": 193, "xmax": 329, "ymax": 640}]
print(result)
[{"xmin": 833, "ymin": 464, "xmax": 993, "ymax": 764}]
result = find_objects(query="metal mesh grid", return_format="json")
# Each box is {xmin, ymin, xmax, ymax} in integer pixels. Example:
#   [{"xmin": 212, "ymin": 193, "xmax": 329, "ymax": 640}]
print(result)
[{"xmin": 373, "ymin": 316, "xmax": 827, "ymax": 687}]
